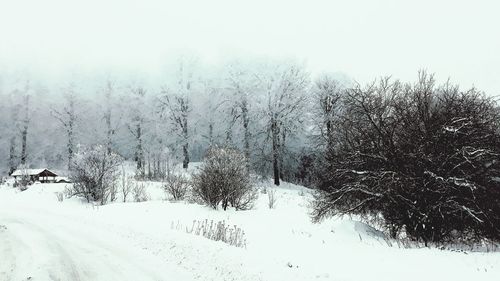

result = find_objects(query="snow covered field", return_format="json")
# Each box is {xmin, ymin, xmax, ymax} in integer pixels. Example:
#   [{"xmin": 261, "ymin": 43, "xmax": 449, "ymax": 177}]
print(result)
[{"xmin": 0, "ymin": 180, "xmax": 499, "ymax": 281}]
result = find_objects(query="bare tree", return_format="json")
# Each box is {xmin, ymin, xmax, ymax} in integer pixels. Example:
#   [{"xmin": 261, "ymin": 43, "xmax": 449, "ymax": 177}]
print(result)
[
  {"xmin": 312, "ymin": 75, "xmax": 345, "ymax": 152},
  {"xmin": 127, "ymin": 85, "xmax": 147, "ymax": 175},
  {"xmin": 15, "ymin": 81, "xmax": 32, "ymax": 166},
  {"xmin": 8, "ymin": 136, "xmax": 16, "ymax": 174},
  {"xmin": 159, "ymin": 91, "xmax": 190, "ymax": 168},
  {"xmin": 257, "ymin": 62, "xmax": 309, "ymax": 185},
  {"xmin": 201, "ymin": 81, "xmax": 222, "ymax": 147},
  {"xmin": 52, "ymin": 85, "xmax": 78, "ymax": 170},
  {"xmin": 103, "ymin": 79, "xmax": 118, "ymax": 155},
  {"xmin": 226, "ymin": 63, "xmax": 255, "ymax": 171},
  {"xmin": 191, "ymin": 78, "xmax": 229, "ymax": 149},
  {"xmin": 8, "ymin": 104, "xmax": 19, "ymax": 174},
  {"xmin": 159, "ymin": 59, "xmax": 196, "ymax": 169}
]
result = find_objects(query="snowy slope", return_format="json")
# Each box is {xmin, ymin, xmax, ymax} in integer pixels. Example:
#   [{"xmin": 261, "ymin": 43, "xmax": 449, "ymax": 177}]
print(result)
[{"xmin": 0, "ymin": 180, "xmax": 499, "ymax": 281}]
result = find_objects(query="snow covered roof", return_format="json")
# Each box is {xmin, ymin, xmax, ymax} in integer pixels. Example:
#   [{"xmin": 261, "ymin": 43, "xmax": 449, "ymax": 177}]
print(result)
[
  {"xmin": 11, "ymin": 168, "xmax": 57, "ymax": 177},
  {"xmin": 55, "ymin": 176, "xmax": 71, "ymax": 183}
]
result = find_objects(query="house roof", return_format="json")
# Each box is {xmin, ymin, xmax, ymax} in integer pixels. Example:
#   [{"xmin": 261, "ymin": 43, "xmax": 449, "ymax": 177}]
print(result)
[{"xmin": 11, "ymin": 168, "xmax": 58, "ymax": 177}]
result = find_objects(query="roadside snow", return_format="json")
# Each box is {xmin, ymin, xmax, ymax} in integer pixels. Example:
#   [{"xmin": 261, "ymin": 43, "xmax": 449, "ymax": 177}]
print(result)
[{"xmin": 0, "ymin": 180, "xmax": 499, "ymax": 281}]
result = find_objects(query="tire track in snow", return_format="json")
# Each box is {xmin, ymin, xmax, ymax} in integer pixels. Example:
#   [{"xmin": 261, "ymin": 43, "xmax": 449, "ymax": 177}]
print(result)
[
  {"xmin": 0, "ymin": 209, "xmax": 191, "ymax": 281},
  {"xmin": 0, "ymin": 218, "xmax": 82, "ymax": 281}
]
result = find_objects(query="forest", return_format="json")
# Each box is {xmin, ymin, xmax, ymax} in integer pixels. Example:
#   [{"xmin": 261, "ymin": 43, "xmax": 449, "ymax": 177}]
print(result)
[
  {"xmin": 1, "ymin": 56, "xmax": 499, "ymax": 243},
  {"xmin": 0, "ymin": 57, "xmax": 332, "ymax": 184}
]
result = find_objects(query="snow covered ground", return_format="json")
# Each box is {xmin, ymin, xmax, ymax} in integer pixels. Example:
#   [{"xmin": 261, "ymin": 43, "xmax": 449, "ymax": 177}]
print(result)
[{"xmin": 0, "ymin": 178, "xmax": 499, "ymax": 281}]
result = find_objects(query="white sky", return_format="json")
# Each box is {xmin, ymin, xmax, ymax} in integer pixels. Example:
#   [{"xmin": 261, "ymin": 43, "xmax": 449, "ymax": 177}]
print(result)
[{"xmin": 0, "ymin": 0, "xmax": 499, "ymax": 94}]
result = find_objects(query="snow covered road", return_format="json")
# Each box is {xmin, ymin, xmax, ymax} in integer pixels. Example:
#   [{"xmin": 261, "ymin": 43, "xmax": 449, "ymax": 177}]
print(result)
[{"xmin": 0, "ymin": 206, "xmax": 191, "ymax": 281}]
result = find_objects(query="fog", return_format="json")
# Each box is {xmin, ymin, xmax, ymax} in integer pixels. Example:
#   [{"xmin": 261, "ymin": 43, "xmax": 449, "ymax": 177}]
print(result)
[
  {"xmin": 0, "ymin": 0, "xmax": 499, "ymax": 177},
  {"xmin": 1, "ymin": 0, "xmax": 499, "ymax": 94}
]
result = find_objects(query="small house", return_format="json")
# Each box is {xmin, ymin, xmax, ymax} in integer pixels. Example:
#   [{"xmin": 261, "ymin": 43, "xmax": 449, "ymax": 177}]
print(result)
[{"xmin": 11, "ymin": 168, "xmax": 58, "ymax": 183}]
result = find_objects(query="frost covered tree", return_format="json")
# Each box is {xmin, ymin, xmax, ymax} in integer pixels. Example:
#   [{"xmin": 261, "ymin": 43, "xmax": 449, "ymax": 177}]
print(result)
[
  {"xmin": 312, "ymin": 75, "xmax": 345, "ymax": 152},
  {"xmin": 13, "ymin": 81, "xmax": 33, "ymax": 166},
  {"xmin": 159, "ymin": 88, "xmax": 190, "ymax": 168},
  {"xmin": 7, "ymin": 98, "xmax": 19, "ymax": 174},
  {"xmin": 52, "ymin": 84, "xmax": 78, "ymax": 170},
  {"xmin": 159, "ymin": 58, "xmax": 198, "ymax": 169},
  {"xmin": 201, "ymin": 80, "xmax": 224, "ymax": 146},
  {"xmin": 126, "ymin": 85, "xmax": 147, "ymax": 175},
  {"xmin": 225, "ymin": 62, "xmax": 257, "ymax": 170},
  {"xmin": 103, "ymin": 79, "xmax": 118, "ymax": 155},
  {"xmin": 256, "ymin": 62, "xmax": 310, "ymax": 185},
  {"xmin": 292, "ymin": 75, "xmax": 345, "ymax": 185}
]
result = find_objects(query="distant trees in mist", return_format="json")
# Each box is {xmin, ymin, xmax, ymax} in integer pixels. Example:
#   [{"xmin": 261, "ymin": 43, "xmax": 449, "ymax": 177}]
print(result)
[{"xmin": 0, "ymin": 57, "xmax": 321, "ymax": 186}]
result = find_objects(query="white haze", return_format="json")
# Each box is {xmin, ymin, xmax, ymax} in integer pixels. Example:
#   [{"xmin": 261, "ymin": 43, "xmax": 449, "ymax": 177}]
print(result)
[{"xmin": 0, "ymin": 0, "xmax": 499, "ymax": 95}]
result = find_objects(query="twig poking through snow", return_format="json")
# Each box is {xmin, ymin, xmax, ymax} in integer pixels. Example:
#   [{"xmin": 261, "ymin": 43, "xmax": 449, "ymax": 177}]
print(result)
[{"xmin": 171, "ymin": 219, "xmax": 247, "ymax": 248}]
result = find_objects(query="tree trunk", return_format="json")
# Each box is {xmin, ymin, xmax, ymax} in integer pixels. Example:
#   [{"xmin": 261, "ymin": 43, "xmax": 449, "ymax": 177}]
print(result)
[
  {"xmin": 182, "ymin": 142, "xmax": 189, "ymax": 169},
  {"xmin": 208, "ymin": 123, "xmax": 214, "ymax": 147},
  {"xmin": 241, "ymin": 100, "xmax": 251, "ymax": 171},
  {"xmin": 105, "ymin": 110, "xmax": 112, "ymax": 155},
  {"xmin": 135, "ymin": 123, "xmax": 143, "ymax": 172},
  {"xmin": 20, "ymin": 124, "xmax": 28, "ymax": 165},
  {"xmin": 9, "ymin": 136, "xmax": 16, "ymax": 174},
  {"xmin": 271, "ymin": 115, "xmax": 280, "ymax": 186},
  {"xmin": 105, "ymin": 81, "xmax": 113, "ymax": 155},
  {"xmin": 156, "ymin": 158, "xmax": 161, "ymax": 179},
  {"xmin": 67, "ymin": 126, "xmax": 74, "ymax": 170},
  {"xmin": 225, "ymin": 108, "xmax": 235, "ymax": 145},
  {"xmin": 279, "ymin": 128, "xmax": 286, "ymax": 181},
  {"xmin": 182, "ymin": 116, "xmax": 189, "ymax": 169},
  {"xmin": 225, "ymin": 126, "xmax": 233, "ymax": 145},
  {"xmin": 325, "ymin": 118, "xmax": 335, "ymax": 153},
  {"xmin": 67, "ymin": 111, "xmax": 75, "ymax": 170},
  {"xmin": 20, "ymin": 89, "xmax": 30, "ymax": 166},
  {"xmin": 147, "ymin": 154, "xmax": 152, "ymax": 179}
]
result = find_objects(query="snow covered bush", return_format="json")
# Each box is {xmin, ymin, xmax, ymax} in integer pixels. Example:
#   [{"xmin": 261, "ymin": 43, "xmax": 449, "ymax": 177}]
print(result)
[
  {"xmin": 69, "ymin": 145, "xmax": 123, "ymax": 204},
  {"xmin": 313, "ymin": 72, "xmax": 500, "ymax": 244},
  {"xmin": 164, "ymin": 174, "xmax": 190, "ymax": 201},
  {"xmin": 192, "ymin": 147, "xmax": 257, "ymax": 210}
]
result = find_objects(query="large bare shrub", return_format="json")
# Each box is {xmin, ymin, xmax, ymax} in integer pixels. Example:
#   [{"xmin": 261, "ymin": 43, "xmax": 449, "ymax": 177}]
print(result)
[
  {"xmin": 69, "ymin": 145, "xmax": 123, "ymax": 204},
  {"xmin": 313, "ymin": 72, "xmax": 500, "ymax": 244},
  {"xmin": 192, "ymin": 147, "xmax": 257, "ymax": 210}
]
